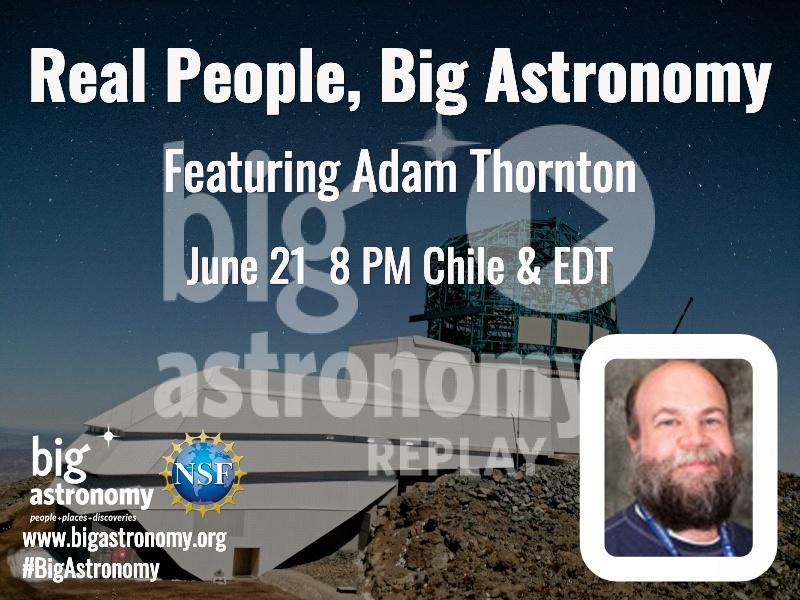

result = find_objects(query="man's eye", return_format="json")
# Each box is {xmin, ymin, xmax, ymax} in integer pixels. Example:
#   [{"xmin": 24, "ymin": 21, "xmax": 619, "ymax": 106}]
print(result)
[
  {"xmin": 705, "ymin": 417, "xmax": 722, "ymax": 425},
  {"xmin": 658, "ymin": 419, "xmax": 676, "ymax": 427}
]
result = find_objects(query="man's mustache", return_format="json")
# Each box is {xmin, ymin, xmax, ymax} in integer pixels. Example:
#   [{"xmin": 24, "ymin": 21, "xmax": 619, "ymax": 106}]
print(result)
[{"xmin": 666, "ymin": 447, "xmax": 726, "ymax": 472}]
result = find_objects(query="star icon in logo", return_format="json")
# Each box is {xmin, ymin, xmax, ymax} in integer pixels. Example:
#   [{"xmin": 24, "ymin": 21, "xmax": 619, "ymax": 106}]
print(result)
[
  {"xmin": 400, "ymin": 113, "xmax": 478, "ymax": 161},
  {"xmin": 98, "ymin": 425, "xmax": 118, "ymax": 448}
]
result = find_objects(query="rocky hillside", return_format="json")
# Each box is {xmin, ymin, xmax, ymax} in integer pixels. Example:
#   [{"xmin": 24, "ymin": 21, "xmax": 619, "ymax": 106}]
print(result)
[
  {"xmin": 0, "ymin": 476, "xmax": 50, "ymax": 515},
  {"xmin": 363, "ymin": 462, "xmax": 800, "ymax": 599}
]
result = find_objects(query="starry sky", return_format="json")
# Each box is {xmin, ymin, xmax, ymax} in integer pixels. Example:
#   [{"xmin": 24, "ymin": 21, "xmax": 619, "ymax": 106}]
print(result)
[{"xmin": 2, "ymin": 2, "xmax": 799, "ymax": 472}]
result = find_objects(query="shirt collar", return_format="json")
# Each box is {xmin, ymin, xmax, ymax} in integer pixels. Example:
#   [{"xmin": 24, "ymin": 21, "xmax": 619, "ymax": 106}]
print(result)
[{"xmin": 633, "ymin": 503, "xmax": 720, "ymax": 546}]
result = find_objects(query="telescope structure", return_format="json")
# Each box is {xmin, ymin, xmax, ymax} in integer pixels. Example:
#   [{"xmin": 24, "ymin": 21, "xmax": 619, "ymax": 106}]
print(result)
[{"xmin": 411, "ymin": 218, "xmax": 619, "ymax": 364}]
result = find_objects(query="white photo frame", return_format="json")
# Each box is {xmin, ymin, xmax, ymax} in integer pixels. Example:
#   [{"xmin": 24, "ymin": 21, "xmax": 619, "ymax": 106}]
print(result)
[{"xmin": 579, "ymin": 334, "xmax": 777, "ymax": 581}]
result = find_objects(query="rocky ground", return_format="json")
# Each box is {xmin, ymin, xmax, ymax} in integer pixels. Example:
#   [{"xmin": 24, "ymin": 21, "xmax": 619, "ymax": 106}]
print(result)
[
  {"xmin": 294, "ymin": 549, "xmax": 363, "ymax": 591},
  {"xmin": 362, "ymin": 462, "xmax": 800, "ymax": 600}
]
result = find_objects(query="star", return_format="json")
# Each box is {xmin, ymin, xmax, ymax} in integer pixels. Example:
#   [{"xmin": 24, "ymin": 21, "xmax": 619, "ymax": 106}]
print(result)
[
  {"xmin": 99, "ymin": 425, "xmax": 118, "ymax": 448},
  {"xmin": 400, "ymin": 114, "xmax": 479, "ymax": 161}
]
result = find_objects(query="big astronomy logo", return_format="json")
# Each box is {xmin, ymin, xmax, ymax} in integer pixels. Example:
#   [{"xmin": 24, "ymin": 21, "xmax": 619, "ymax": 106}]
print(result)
[{"xmin": 160, "ymin": 431, "xmax": 246, "ymax": 517}]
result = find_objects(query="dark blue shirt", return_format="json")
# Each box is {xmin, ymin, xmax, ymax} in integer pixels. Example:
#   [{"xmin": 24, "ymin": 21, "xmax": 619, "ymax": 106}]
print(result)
[{"xmin": 605, "ymin": 502, "xmax": 752, "ymax": 557}]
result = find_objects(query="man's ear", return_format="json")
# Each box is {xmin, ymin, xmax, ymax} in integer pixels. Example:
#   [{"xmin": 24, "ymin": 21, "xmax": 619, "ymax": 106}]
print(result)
[{"xmin": 626, "ymin": 433, "xmax": 638, "ymax": 451}]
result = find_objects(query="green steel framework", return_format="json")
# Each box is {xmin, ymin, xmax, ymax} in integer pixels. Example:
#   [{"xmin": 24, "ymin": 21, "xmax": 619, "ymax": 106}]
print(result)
[{"xmin": 410, "ymin": 218, "xmax": 619, "ymax": 363}]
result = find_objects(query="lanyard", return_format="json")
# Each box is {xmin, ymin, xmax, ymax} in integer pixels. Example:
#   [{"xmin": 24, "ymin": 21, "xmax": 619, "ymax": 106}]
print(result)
[{"xmin": 636, "ymin": 503, "xmax": 735, "ymax": 557}]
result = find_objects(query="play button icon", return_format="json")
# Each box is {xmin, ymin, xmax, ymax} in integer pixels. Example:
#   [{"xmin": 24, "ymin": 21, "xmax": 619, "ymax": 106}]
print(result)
[{"xmin": 466, "ymin": 124, "xmax": 655, "ymax": 313}]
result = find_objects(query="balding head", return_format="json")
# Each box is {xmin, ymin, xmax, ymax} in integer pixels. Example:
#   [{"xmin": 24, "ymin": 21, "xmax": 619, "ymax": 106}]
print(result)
[{"xmin": 626, "ymin": 360, "xmax": 732, "ymax": 441}]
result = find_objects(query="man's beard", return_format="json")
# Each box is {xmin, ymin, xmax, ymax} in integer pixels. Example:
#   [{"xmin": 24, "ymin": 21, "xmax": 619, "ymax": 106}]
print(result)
[{"xmin": 629, "ymin": 446, "xmax": 743, "ymax": 531}]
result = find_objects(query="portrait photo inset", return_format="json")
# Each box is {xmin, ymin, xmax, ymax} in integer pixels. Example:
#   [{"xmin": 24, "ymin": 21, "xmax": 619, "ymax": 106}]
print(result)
[{"xmin": 604, "ymin": 359, "xmax": 752, "ymax": 557}]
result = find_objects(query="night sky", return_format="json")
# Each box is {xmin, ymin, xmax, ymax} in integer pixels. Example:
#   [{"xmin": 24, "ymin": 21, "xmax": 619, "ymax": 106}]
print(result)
[{"xmin": 2, "ymin": 2, "xmax": 799, "ymax": 472}]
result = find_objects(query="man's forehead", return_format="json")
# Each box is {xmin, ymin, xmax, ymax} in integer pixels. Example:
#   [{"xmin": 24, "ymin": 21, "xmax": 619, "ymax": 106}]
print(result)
[{"xmin": 636, "ymin": 361, "xmax": 728, "ymax": 413}]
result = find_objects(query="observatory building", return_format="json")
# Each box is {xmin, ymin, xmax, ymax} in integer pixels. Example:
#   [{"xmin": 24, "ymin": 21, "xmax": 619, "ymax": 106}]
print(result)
[{"xmin": 53, "ymin": 219, "xmax": 617, "ymax": 581}]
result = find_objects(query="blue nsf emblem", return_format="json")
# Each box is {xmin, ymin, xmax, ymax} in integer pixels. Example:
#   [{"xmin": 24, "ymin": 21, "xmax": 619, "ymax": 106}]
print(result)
[{"xmin": 161, "ymin": 432, "xmax": 245, "ymax": 516}]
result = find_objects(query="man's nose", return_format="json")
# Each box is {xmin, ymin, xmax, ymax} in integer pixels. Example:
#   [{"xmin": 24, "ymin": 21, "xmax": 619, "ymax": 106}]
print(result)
[{"xmin": 678, "ymin": 421, "xmax": 709, "ymax": 449}]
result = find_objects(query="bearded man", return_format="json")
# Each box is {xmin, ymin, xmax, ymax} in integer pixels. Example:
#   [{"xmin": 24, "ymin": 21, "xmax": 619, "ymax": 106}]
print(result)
[{"xmin": 605, "ymin": 360, "xmax": 752, "ymax": 556}]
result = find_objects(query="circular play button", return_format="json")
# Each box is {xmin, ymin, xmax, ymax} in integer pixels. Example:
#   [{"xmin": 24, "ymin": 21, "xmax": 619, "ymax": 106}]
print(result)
[{"xmin": 466, "ymin": 124, "xmax": 655, "ymax": 313}]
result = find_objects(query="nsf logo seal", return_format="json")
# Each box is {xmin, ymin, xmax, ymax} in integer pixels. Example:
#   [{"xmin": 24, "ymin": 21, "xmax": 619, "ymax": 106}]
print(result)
[{"xmin": 160, "ymin": 432, "xmax": 245, "ymax": 517}]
